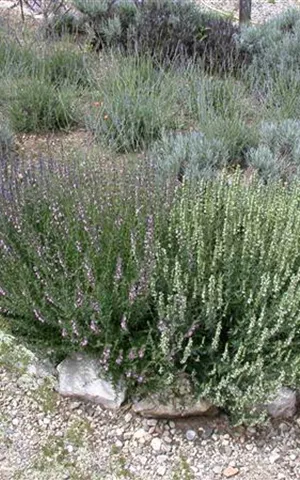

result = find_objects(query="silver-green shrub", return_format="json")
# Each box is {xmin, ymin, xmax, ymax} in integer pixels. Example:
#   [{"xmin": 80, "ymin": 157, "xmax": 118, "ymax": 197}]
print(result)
[
  {"xmin": 150, "ymin": 131, "xmax": 229, "ymax": 181},
  {"xmin": 247, "ymin": 120, "xmax": 300, "ymax": 181}
]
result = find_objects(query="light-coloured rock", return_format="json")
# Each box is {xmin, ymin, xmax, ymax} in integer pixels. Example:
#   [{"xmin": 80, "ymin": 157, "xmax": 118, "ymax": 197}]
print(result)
[
  {"xmin": 223, "ymin": 466, "xmax": 239, "ymax": 478},
  {"xmin": 157, "ymin": 465, "xmax": 166, "ymax": 476},
  {"xmin": 267, "ymin": 387, "xmax": 296, "ymax": 419},
  {"xmin": 151, "ymin": 437, "xmax": 162, "ymax": 452},
  {"xmin": 57, "ymin": 352, "xmax": 126, "ymax": 409},
  {"xmin": 132, "ymin": 374, "xmax": 217, "ymax": 418},
  {"xmin": 186, "ymin": 430, "xmax": 197, "ymax": 441}
]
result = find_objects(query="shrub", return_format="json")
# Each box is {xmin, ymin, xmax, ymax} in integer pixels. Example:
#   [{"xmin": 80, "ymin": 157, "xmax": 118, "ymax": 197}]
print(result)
[
  {"xmin": 0, "ymin": 155, "xmax": 169, "ymax": 382},
  {"xmin": 85, "ymin": 56, "xmax": 179, "ymax": 151},
  {"xmin": 73, "ymin": 0, "xmax": 245, "ymax": 72},
  {"xmin": 185, "ymin": 75, "xmax": 258, "ymax": 163},
  {"xmin": 247, "ymin": 120, "xmax": 300, "ymax": 182},
  {"xmin": 240, "ymin": 8, "xmax": 300, "ymax": 86},
  {"xmin": 0, "ymin": 116, "xmax": 14, "ymax": 157},
  {"xmin": 149, "ymin": 131, "xmax": 229, "ymax": 182},
  {"xmin": 38, "ymin": 45, "xmax": 92, "ymax": 87},
  {"xmin": 2, "ymin": 161, "xmax": 300, "ymax": 422},
  {"xmin": 44, "ymin": 11, "xmax": 87, "ymax": 38},
  {"xmin": 8, "ymin": 79, "xmax": 78, "ymax": 133},
  {"xmin": 0, "ymin": 34, "xmax": 37, "ymax": 79}
]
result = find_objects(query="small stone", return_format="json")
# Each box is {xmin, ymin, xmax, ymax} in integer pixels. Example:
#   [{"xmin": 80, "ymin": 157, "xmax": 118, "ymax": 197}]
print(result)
[
  {"xmin": 186, "ymin": 429, "xmax": 197, "ymax": 441},
  {"xmin": 124, "ymin": 413, "xmax": 132, "ymax": 423},
  {"xmin": 139, "ymin": 456, "xmax": 147, "ymax": 466},
  {"xmin": 151, "ymin": 437, "xmax": 162, "ymax": 452},
  {"xmin": 12, "ymin": 418, "xmax": 19, "ymax": 426},
  {"xmin": 147, "ymin": 419, "xmax": 158, "ymax": 427},
  {"xmin": 279, "ymin": 423, "xmax": 289, "ymax": 433},
  {"xmin": 157, "ymin": 455, "xmax": 168, "ymax": 463},
  {"xmin": 43, "ymin": 418, "xmax": 50, "ymax": 425},
  {"xmin": 223, "ymin": 466, "xmax": 239, "ymax": 478},
  {"xmin": 115, "ymin": 440, "xmax": 123, "ymax": 448},
  {"xmin": 245, "ymin": 444, "xmax": 253, "ymax": 451},
  {"xmin": 290, "ymin": 453, "xmax": 297, "ymax": 461},
  {"xmin": 134, "ymin": 428, "xmax": 147, "ymax": 440},
  {"xmin": 157, "ymin": 465, "xmax": 166, "ymax": 476},
  {"xmin": 66, "ymin": 444, "xmax": 74, "ymax": 454},
  {"xmin": 213, "ymin": 466, "xmax": 223, "ymax": 475},
  {"xmin": 164, "ymin": 436, "xmax": 172, "ymax": 444},
  {"xmin": 169, "ymin": 421, "xmax": 175, "ymax": 429},
  {"xmin": 269, "ymin": 452, "xmax": 280, "ymax": 464}
]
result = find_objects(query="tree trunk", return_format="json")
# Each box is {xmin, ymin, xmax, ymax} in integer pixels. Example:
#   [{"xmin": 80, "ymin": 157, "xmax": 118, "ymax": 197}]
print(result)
[{"xmin": 239, "ymin": 0, "xmax": 252, "ymax": 25}]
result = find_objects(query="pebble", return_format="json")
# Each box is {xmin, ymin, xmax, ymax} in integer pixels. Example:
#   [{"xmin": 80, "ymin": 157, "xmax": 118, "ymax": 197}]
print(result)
[
  {"xmin": 147, "ymin": 419, "xmax": 158, "ymax": 427},
  {"xmin": 186, "ymin": 430, "xmax": 197, "ymax": 441},
  {"xmin": 223, "ymin": 466, "xmax": 240, "ymax": 478},
  {"xmin": 65, "ymin": 444, "xmax": 73, "ymax": 454},
  {"xmin": 134, "ymin": 428, "xmax": 147, "ymax": 440},
  {"xmin": 269, "ymin": 452, "xmax": 281, "ymax": 464},
  {"xmin": 151, "ymin": 437, "xmax": 162, "ymax": 452},
  {"xmin": 124, "ymin": 413, "xmax": 132, "ymax": 423},
  {"xmin": 115, "ymin": 440, "xmax": 123, "ymax": 448},
  {"xmin": 12, "ymin": 418, "xmax": 19, "ymax": 426},
  {"xmin": 213, "ymin": 465, "xmax": 223, "ymax": 475},
  {"xmin": 157, "ymin": 465, "xmax": 166, "ymax": 476}
]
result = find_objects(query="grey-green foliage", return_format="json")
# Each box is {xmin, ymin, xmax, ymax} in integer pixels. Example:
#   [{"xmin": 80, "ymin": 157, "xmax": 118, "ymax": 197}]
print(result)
[
  {"xmin": 150, "ymin": 131, "xmax": 229, "ymax": 181},
  {"xmin": 247, "ymin": 120, "xmax": 300, "ymax": 181},
  {"xmin": 186, "ymin": 75, "xmax": 257, "ymax": 162},
  {"xmin": 0, "ymin": 115, "xmax": 14, "ymax": 156},
  {"xmin": 240, "ymin": 8, "xmax": 300, "ymax": 86}
]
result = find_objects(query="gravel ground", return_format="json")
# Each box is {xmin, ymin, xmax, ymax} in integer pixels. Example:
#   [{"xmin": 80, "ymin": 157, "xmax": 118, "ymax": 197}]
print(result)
[
  {"xmin": 197, "ymin": 0, "xmax": 300, "ymax": 24},
  {"xmin": 1, "ymin": 365, "xmax": 300, "ymax": 480}
]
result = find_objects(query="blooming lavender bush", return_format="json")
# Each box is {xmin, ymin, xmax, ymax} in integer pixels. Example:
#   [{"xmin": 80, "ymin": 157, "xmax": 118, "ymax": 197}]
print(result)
[{"xmin": 0, "ymin": 155, "xmax": 173, "ymax": 388}]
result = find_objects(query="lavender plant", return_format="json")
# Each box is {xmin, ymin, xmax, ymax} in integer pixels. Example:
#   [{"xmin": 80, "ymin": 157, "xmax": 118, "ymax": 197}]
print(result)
[
  {"xmin": 85, "ymin": 56, "xmax": 180, "ymax": 151},
  {"xmin": 0, "ymin": 154, "xmax": 173, "ymax": 387}
]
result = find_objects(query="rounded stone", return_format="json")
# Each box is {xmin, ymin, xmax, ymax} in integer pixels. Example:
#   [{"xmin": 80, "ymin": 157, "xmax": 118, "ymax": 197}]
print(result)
[{"xmin": 186, "ymin": 430, "xmax": 197, "ymax": 441}]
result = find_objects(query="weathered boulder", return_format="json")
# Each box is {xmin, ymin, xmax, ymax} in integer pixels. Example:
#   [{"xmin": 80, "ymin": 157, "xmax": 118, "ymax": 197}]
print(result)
[
  {"xmin": 56, "ymin": 352, "xmax": 126, "ymax": 409},
  {"xmin": 133, "ymin": 374, "xmax": 218, "ymax": 418}
]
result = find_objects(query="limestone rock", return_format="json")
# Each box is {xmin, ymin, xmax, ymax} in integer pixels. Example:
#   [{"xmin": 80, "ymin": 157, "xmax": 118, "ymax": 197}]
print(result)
[
  {"xmin": 132, "ymin": 374, "xmax": 217, "ymax": 418},
  {"xmin": 267, "ymin": 387, "xmax": 297, "ymax": 419},
  {"xmin": 56, "ymin": 352, "xmax": 126, "ymax": 409}
]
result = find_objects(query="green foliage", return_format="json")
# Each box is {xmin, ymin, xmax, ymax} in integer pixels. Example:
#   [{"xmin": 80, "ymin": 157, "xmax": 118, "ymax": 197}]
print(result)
[
  {"xmin": 184, "ymin": 74, "xmax": 258, "ymax": 163},
  {"xmin": 85, "ymin": 56, "xmax": 179, "ymax": 151},
  {"xmin": 39, "ymin": 44, "xmax": 92, "ymax": 87},
  {"xmin": 72, "ymin": 0, "xmax": 244, "ymax": 72},
  {"xmin": 151, "ymin": 174, "xmax": 300, "ymax": 422},
  {"xmin": 0, "ymin": 115, "xmax": 14, "ymax": 156},
  {"xmin": 240, "ymin": 8, "xmax": 300, "ymax": 86},
  {"xmin": 150, "ymin": 131, "xmax": 228, "ymax": 181},
  {"xmin": 2, "ymin": 161, "xmax": 300, "ymax": 422},
  {"xmin": 45, "ymin": 11, "xmax": 87, "ymax": 38},
  {"xmin": 247, "ymin": 120, "xmax": 300, "ymax": 181},
  {"xmin": 0, "ymin": 34, "xmax": 38, "ymax": 79},
  {"xmin": 8, "ymin": 79, "xmax": 78, "ymax": 132}
]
